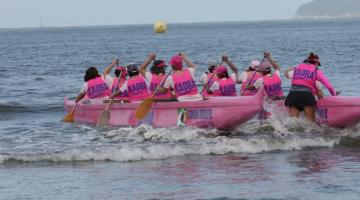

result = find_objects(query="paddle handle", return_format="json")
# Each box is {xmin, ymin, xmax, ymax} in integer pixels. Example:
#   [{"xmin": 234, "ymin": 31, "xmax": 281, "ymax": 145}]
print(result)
[
  {"xmin": 241, "ymin": 56, "xmax": 266, "ymax": 96},
  {"xmin": 111, "ymin": 70, "xmax": 122, "ymax": 94},
  {"xmin": 200, "ymin": 73, "xmax": 216, "ymax": 95},
  {"xmin": 71, "ymin": 103, "xmax": 78, "ymax": 115},
  {"xmin": 106, "ymin": 69, "xmax": 123, "ymax": 110},
  {"xmin": 151, "ymin": 69, "xmax": 173, "ymax": 98},
  {"xmin": 200, "ymin": 60, "xmax": 224, "ymax": 95}
]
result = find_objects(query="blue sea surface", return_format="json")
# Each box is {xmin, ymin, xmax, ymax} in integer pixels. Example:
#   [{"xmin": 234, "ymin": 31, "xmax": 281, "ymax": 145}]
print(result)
[{"xmin": 1, "ymin": 19, "xmax": 360, "ymax": 199}]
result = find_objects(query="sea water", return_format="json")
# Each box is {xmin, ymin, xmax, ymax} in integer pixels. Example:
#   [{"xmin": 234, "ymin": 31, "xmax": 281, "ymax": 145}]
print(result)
[{"xmin": 1, "ymin": 19, "xmax": 360, "ymax": 199}]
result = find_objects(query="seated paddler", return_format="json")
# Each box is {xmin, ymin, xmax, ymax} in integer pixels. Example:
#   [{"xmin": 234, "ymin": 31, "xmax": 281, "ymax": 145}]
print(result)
[
  {"xmin": 200, "ymin": 61, "xmax": 218, "ymax": 97},
  {"xmin": 112, "ymin": 63, "xmax": 150, "ymax": 102},
  {"xmin": 206, "ymin": 55, "xmax": 239, "ymax": 97},
  {"xmin": 159, "ymin": 53, "xmax": 202, "ymax": 101},
  {"xmin": 247, "ymin": 51, "xmax": 284, "ymax": 100},
  {"xmin": 75, "ymin": 58, "xmax": 118, "ymax": 103},
  {"xmin": 139, "ymin": 53, "xmax": 174, "ymax": 100}
]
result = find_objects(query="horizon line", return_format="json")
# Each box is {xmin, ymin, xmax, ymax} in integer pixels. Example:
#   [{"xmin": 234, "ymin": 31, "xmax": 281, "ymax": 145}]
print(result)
[
  {"xmin": 0, "ymin": 17, "xmax": 357, "ymax": 30},
  {"xmin": 0, "ymin": 18, "xmax": 293, "ymax": 30}
]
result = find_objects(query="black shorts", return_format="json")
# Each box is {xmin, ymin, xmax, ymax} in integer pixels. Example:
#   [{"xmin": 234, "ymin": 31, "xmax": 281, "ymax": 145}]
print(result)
[{"xmin": 285, "ymin": 91, "xmax": 316, "ymax": 111}]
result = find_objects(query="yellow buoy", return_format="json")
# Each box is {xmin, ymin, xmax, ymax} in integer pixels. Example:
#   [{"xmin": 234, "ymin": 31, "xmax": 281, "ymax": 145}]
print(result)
[{"xmin": 154, "ymin": 21, "xmax": 167, "ymax": 33}]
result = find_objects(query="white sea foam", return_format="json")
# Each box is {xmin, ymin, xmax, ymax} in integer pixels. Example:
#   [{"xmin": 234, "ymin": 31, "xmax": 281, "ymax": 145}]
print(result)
[
  {"xmin": 1, "ymin": 116, "xmax": 359, "ymax": 164},
  {"xmin": 0, "ymin": 125, "xmax": 342, "ymax": 164}
]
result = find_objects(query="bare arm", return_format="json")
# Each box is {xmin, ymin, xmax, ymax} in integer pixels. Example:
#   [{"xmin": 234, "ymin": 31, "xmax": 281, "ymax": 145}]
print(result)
[
  {"xmin": 103, "ymin": 58, "xmax": 119, "ymax": 76},
  {"xmin": 222, "ymin": 54, "xmax": 238, "ymax": 78},
  {"xmin": 158, "ymin": 78, "xmax": 172, "ymax": 94},
  {"xmin": 180, "ymin": 53, "xmax": 196, "ymax": 69},
  {"xmin": 158, "ymin": 87, "xmax": 169, "ymax": 94},
  {"xmin": 110, "ymin": 89, "xmax": 121, "ymax": 99},
  {"xmin": 284, "ymin": 67, "xmax": 294, "ymax": 79},
  {"xmin": 246, "ymin": 85, "xmax": 257, "ymax": 90},
  {"xmin": 140, "ymin": 53, "xmax": 156, "ymax": 77},
  {"xmin": 316, "ymin": 89, "xmax": 324, "ymax": 99},
  {"xmin": 264, "ymin": 51, "xmax": 280, "ymax": 71},
  {"xmin": 75, "ymin": 92, "xmax": 86, "ymax": 103}
]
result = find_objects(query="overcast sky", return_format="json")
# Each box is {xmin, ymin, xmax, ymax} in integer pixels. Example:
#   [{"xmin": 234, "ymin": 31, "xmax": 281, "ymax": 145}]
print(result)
[{"xmin": 0, "ymin": 0, "xmax": 312, "ymax": 28}]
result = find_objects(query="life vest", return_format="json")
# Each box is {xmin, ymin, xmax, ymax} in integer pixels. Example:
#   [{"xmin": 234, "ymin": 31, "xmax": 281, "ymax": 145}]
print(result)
[
  {"xmin": 172, "ymin": 69, "xmax": 198, "ymax": 97},
  {"xmin": 86, "ymin": 76, "xmax": 111, "ymax": 99},
  {"xmin": 126, "ymin": 75, "xmax": 150, "ymax": 102},
  {"xmin": 111, "ymin": 77, "xmax": 128, "ymax": 100},
  {"xmin": 149, "ymin": 74, "xmax": 172, "ymax": 99},
  {"xmin": 214, "ymin": 78, "xmax": 237, "ymax": 96},
  {"xmin": 241, "ymin": 71, "xmax": 262, "ymax": 96},
  {"xmin": 263, "ymin": 73, "xmax": 283, "ymax": 97},
  {"xmin": 291, "ymin": 63, "xmax": 317, "ymax": 95},
  {"xmin": 203, "ymin": 73, "xmax": 218, "ymax": 97}
]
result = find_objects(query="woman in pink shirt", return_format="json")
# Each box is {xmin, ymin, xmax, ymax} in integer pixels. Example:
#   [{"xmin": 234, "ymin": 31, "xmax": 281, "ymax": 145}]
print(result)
[
  {"xmin": 75, "ymin": 59, "xmax": 118, "ymax": 103},
  {"xmin": 206, "ymin": 55, "xmax": 239, "ymax": 96},
  {"xmin": 285, "ymin": 52, "xmax": 337, "ymax": 122},
  {"xmin": 159, "ymin": 53, "xmax": 199, "ymax": 98},
  {"xmin": 247, "ymin": 51, "xmax": 283, "ymax": 99},
  {"xmin": 139, "ymin": 53, "xmax": 174, "ymax": 100},
  {"xmin": 112, "ymin": 64, "xmax": 150, "ymax": 102}
]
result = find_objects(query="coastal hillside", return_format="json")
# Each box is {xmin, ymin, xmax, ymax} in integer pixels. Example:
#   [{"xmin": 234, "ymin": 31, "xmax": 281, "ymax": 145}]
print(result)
[{"xmin": 294, "ymin": 0, "xmax": 360, "ymax": 19}]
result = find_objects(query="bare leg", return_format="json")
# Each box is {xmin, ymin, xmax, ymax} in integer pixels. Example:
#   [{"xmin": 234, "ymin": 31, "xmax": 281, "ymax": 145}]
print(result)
[
  {"xmin": 304, "ymin": 106, "xmax": 315, "ymax": 122},
  {"xmin": 289, "ymin": 107, "xmax": 300, "ymax": 118}
]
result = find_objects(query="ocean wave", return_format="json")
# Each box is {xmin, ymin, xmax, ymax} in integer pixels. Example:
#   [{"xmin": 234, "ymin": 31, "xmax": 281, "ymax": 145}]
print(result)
[
  {"xmin": 0, "ymin": 124, "xmax": 341, "ymax": 164},
  {"xmin": 1, "ymin": 117, "xmax": 359, "ymax": 164},
  {"xmin": 0, "ymin": 137, "xmax": 337, "ymax": 164}
]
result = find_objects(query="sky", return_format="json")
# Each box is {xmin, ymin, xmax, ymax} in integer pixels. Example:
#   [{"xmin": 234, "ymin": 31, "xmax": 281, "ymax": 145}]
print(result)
[{"xmin": 0, "ymin": 0, "xmax": 312, "ymax": 28}]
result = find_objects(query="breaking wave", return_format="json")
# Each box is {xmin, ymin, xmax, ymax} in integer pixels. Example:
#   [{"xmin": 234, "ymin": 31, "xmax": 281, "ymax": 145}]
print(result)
[{"xmin": 2, "ymin": 117, "xmax": 358, "ymax": 164}]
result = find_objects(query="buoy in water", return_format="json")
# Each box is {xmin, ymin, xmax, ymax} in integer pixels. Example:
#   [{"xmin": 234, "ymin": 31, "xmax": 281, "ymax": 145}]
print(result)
[{"xmin": 154, "ymin": 21, "xmax": 167, "ymax": 33}]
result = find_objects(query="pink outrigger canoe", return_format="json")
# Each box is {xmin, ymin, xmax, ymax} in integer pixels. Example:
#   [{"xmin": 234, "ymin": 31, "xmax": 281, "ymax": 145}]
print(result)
[
  {"xmin": 262, "ymin": 96, "xmax": 360, "ymax": 128},
  {"xmin": 316, "ymin": 96, "xmax": 360, "ymax": 128},
  {"xmin": 64, "ymin": 90, "xmax": 264, "ymax": 130}
]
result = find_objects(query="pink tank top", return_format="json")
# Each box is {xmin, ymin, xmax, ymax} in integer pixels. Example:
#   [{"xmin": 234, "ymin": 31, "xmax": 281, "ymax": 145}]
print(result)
[
  {"xmin": 263, "ymin": 73, "xmax": 283, "ymax": 97},
  {"xmin": 172, "ymin": 69, "xmax": 198, "ymax": 97},
  {"xmin": 127, "ymin": 75, "xmax": 150, "ymax": 102},
  {"xmin": 241, "ymin": 71, "xmax": 262, "ymax": 96},
  {"xmin": 150, "ymin": 74, "xmax": 172, "ymax": 99},
  {"xmin": 291, "ymin": 63, "xmax": 317, "ymax": 94},
  {"xmin": 111, "ymin": 77, "xmax": 128, "ymax": 100},
  {"xmin": 203, "ymin": 73, "xmax": 218, "ymax": 97},
  {"xmin": 214, "ymin": 78, "xmax": 237, "ymax": 96},
  {"xmin": 86, "ymin": 76, "xmax": 111, "ymax": 99}
]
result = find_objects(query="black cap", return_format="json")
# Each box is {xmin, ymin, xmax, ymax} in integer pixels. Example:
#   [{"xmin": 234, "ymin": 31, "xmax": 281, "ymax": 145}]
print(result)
[{"xmin": 126, "ymin": 63, "xmax": 138, "ymax": 73}]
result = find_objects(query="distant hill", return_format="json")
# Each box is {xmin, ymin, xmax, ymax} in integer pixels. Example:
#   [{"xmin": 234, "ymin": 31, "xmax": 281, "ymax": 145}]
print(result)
[{"xmin": 294, "ymin": 0, "xmax": 360, "ymax": 19}]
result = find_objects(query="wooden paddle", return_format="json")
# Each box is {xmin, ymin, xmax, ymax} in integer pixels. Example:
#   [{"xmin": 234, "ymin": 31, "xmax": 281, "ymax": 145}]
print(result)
[
  {"xmin": 241, "ymin": 56, "xmax": 266, "ymax": 96},
  {"xmin": 62, "ymin": 103, "xmax": 78, "ymax": 122},
  {"xmin": 96, "ymin": 70, "xmax": 123, "ymax": 127},
  {"xmin": 135, "ymin": 69, "xmax": 173, "ymax": 120}
]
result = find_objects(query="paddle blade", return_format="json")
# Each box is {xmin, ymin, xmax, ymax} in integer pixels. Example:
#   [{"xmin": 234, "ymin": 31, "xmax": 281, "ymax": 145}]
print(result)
[
  {"xmin": 135, "ymin": 98, "xmax": 154, "ymax": 120},
  {"xmin": 96, "ymin": 111, "xmax": 111, "ymax": 127},
  {"xmin": 62, "ymin": 112, "xmax": 75, "ymax": 123}
]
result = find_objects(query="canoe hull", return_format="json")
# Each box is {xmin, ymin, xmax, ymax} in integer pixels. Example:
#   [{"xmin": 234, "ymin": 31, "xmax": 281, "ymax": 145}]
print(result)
[
  {"xmin": 261, "ymin": 96, "xmax": 360, "ymax": 128},
  {"xmin": 64, "ymin": 91, "xmax": 264, "ymax": 130},
  {"xmin": 316, "ymin": 96, "xmax": 360, "ymax": 128}
]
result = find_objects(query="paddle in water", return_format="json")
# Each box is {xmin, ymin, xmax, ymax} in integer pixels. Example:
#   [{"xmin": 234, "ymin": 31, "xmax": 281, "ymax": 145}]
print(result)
[
  {"xmin": 62, "ymin": 103, "xmax": 78, "ymax": 122},
  {"xmin": 135, "ymin": 69, "xmax": 173, "ymax": 120},
  {"xmin": 96, "ymin": 69, "xmax": 122, "ymax": 127}
]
